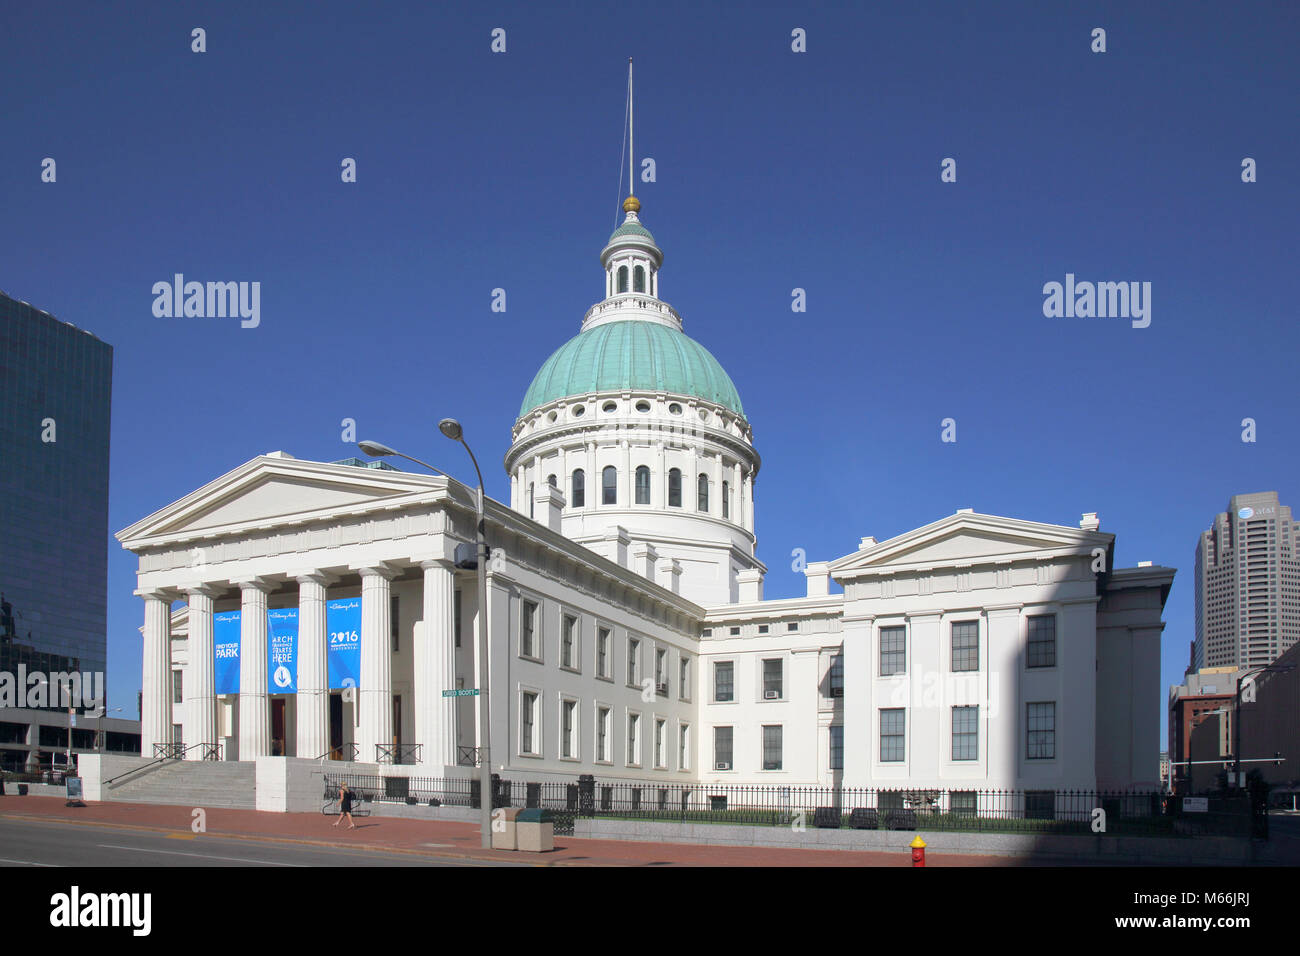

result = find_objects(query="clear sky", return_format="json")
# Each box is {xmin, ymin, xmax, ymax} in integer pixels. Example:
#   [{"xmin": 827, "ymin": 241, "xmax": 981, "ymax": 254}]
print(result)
[{"xmin": 4, "ymin": 1, "xmax": 1297, "ymax": 746}]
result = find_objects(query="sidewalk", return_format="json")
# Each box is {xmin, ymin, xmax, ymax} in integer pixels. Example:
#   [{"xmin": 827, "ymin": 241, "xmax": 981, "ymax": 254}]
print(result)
[{"xmin": 0, "ymin": 795, "xmax": 1013, "ymax": 866}]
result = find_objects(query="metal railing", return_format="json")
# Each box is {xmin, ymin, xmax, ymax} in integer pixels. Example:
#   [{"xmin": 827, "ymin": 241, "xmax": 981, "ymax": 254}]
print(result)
[
  {"xmin": 313, "ymin": 773, "xmax": 1260, "ymax": 839},
  {"xmin": 457, "ymin": 746, "xmax": 480, "ymax": 767},
  {"xmin": 376, "ymin": 743, "xmax": 422, "ymax": 766},
  {"xmin": 104, "ymin": 741, "xmax": 220, "ymax": 787},
  {"xmin": 314, "ymin": 744, "xmax": 359, "ymax": 762}
]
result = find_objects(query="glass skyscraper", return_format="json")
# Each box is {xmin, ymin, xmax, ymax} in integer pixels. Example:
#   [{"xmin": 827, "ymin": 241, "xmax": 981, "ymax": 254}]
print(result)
[{"xmin": 0, "ymin": 289, "xmax": 112, "ymax": 709}]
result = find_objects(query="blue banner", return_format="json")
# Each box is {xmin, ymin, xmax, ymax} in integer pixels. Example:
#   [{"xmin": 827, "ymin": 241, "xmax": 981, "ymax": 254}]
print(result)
[
  {"xmin": 267, "ymin": 608, "xmax": 298, "ymax": 694},
  {"xmin": 214, "ymin": 610, "xmax": 242, "ymax": 694},
  {"xmin": 326, "ymin": 598, "xmax": 361, "ymax": 691}
]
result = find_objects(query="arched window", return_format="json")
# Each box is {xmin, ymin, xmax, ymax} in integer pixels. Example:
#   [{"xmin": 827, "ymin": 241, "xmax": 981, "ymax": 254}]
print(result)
[
  {"xmin": 697, "ymin": 473, "xmax": 709, "ymax": 512},
  {"xmin": 634, "ymin": 265, "xmax": 645, "ymax": 293},
  {"xmin": 635, "ymin": 466, "xmax": 650, "ymax": 504},
  {"xmin": 528, "ymin": 482, "xmax": 534, "ymax": 519},
  {"xmin": 722, "ymin": 480, "xmax": 730, "ymax": 519},
  {"xmin": 668, "ymin": 468, "xmax": 681, "ymax": 508},
  {"xmin": 571, "ymin": 469, "xmax": 585, "ymax": 508},
  {"xmin": 602, "ymin": 465, "xmax": 617, "ymax": 505},
  {"xmin": 617, "ymin": 266, "xmax": 628, "ymax": 294}
]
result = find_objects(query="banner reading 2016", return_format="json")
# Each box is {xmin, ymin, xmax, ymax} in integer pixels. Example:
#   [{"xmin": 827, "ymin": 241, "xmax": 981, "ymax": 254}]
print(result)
[
  {"xmin": 267, "ymin": 608, "xmax": 298, "ymax": 694},
  {"xmin": 326, "ymin": 598, "xmax": 361, "ymax": 690},
  {"xmin": 214, "ymin": 610, "xmax": 242, "ymax": 694}
]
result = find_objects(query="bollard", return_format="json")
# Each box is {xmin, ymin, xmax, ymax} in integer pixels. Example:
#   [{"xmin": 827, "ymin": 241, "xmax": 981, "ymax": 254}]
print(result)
[{"xmin": 910, "ymin": 835, "xmax": 926, "ymax": 867}]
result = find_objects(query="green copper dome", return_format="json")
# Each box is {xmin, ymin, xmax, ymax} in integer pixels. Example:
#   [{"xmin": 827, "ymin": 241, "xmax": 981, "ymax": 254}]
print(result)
[
  {"xmin": 607, "ymin": 221, "xmax": 656, "ymax": 245},
  {"xmin": 520, "ymin": 320, "xmax": 744, "ymax": 418}
]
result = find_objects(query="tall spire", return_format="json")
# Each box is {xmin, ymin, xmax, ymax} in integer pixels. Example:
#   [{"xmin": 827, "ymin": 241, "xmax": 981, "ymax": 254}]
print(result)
[{"xmin": 627, "ymin": 57, "xmax": 634, "ymax": 211}]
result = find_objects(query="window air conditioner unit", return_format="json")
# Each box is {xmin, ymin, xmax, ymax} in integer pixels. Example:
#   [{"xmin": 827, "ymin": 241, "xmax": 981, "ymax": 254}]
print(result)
[
  {"xmin": 715, "ymin": 762, "xmax": 731, "ymax": 771},
  {"xmin": 764, "ymin": 690, "xmax": 780, "ymax": 700},
  {"xmin": 831, "ymin": 687, "xmax": 844, "ymax": 698},
  {"xmin": 656, "ymin": 683, "xmax": 669, "ymax": 696}
]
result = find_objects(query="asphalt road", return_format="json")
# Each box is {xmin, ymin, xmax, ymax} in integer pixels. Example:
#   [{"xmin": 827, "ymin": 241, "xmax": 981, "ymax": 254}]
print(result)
[{"xmin": 0, "ymin": 817, "xmax": 522, "ymax": 867}]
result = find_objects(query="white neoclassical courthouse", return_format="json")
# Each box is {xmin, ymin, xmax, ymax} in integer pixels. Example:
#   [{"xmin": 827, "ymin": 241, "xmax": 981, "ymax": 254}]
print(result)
[{"xmin": 119, "ymin": 196, "xmax": 1173, "ymax": 792}]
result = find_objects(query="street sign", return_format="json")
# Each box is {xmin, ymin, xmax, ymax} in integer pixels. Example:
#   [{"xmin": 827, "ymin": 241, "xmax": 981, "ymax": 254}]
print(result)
[
  {"xmin": 1183, "ymin": 797, "xmax": 1208, "ymax": 813},
  {"xmin": 442, "ymin": 688, "xmax": 480, "ymax": 698}
]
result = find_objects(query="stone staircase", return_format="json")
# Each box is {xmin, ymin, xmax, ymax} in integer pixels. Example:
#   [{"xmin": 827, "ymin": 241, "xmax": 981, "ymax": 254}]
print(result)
[{"xmin": 104, "ymin": 759, "xmax": 257, "ymax": 810}]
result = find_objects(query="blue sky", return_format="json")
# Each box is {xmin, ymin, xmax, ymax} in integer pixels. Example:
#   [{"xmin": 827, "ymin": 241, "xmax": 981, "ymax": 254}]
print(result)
[{"xmin": 4, "ymin": 1, "xmax": 1297, "ymax": 744}]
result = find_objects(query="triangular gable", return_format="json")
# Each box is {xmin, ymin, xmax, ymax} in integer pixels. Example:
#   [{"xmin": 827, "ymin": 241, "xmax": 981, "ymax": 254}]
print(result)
[
  {"xmin": 117, "ymin": 454, "xmax": 446, "ymax": 548},
  {"xmin": 829, "ymin": 511, "xmax": 1112, "ymax": 578}
]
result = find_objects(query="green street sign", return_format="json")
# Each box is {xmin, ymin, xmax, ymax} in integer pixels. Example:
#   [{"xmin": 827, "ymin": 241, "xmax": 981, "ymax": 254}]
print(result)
[{"xmin": 442, "ymin": 688, "xmax": 480, "ymax": 698}]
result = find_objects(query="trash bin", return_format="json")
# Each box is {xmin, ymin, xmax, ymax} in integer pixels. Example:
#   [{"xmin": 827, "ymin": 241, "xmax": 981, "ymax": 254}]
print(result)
[
  {"xmin": 492, "ymin": 807, "xmax": 523, "ymax": 850},
  {"xmin": 17, "ymin": 784, "xmax": 28, "ymax": 796},
  {"xmin": 516, "ymin": 807, "xmax": 554, "ymax": 852}
]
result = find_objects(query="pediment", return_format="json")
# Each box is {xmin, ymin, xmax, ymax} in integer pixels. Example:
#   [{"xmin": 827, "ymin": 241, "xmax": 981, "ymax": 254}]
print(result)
[
  {"xmin": 829, "ymin": 512, "xmax": 1112, "ymax": 578},
  {"xmin": 118, "ymin": 455, "xmax": 445, "ymax": 547}
]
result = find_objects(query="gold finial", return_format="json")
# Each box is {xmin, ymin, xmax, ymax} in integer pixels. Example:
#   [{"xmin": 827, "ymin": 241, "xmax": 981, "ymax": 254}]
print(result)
[{"xmin": 623, "ymin": 196, "xmax": 640, "ymax": 213}]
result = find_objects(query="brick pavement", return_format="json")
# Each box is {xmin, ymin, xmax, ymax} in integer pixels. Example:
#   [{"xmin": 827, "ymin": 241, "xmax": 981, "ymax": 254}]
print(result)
[{"xmin": 0, "ymin": 795, "xmax": 1015, "ymax": 866}]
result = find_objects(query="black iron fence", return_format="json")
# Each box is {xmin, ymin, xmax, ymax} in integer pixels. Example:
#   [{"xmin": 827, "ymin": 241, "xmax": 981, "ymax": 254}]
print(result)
[{"xmin": 317, "ymin": 773, "xmax": 1259, "ymax": 839}]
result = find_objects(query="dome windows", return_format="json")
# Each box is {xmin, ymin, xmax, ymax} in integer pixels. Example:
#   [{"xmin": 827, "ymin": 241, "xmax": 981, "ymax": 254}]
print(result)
[
  {"xmin": 616, "ymin": 266, "xmax": 629, "ymax": 294},
  {"xmin": 635, "ymin": 400, "xmax": 650, "ymax": 413},
  {"xmin": 602, "ymin": 465, "xmax": 617, "ymax": 505},
  {"xmin": 635, "ymin": 466, "xmax": 650, "ymax": 504},
  {"xmin": 668, "ymin": 468, "xmax": 682, "ymax": 508},
  {"xmin": 668, "ymin": 403, "xmax": 682, "ymax": 415},
  {"xmin": 571, "ymin": 405, "xmax": 585, "ymax": 418},
  {"xmin": 547, "ymin": 411, "xmax": 558, "ymax": 423},
  {"xmin": 602, "ymin": 401, "xmax": 618, "ymax": 414},
  {"xmin": 634, "ymin": 265, "xmax": 646, "ymax": 293},
  {"xmin": 722, "ymin": 480, "xmax": 730, "ymax": 519},
  {"xmin": 697, "ymin": 473, "xmax": 709, "ymax": 512}
]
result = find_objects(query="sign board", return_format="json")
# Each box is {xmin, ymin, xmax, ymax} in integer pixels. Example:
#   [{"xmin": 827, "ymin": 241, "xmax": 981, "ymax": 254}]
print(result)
[
  {"xmin": 66, "ymin": 777, "xmax": 83, "ymax": 802},
  {"xmin": 1183, "ymin": 797, "xmax": 1209, "ymax": 813},
  {"xmin": 442, "ymin": 688, "xmax": 480, "ymax": 698}
]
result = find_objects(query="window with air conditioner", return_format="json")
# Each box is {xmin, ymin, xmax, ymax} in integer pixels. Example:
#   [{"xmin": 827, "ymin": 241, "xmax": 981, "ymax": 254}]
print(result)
[
  {"xmin": 762, "ymin": 658, "xmax": 783, "ymax": 699},
  {"xmin": 714, "ymin": 726, "xmax": 733, "ymax": 770}
]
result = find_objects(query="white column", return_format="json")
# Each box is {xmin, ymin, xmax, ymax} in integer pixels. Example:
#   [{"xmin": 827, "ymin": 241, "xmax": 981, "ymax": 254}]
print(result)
[
  {"xmin": 419, "ymin": 560, "xmax": 457, "ymax": 769},
  {"xmin": 185, "ymin": 585, "xmax": 220, "ymax": 757},
  {"xmin": 653, "ymin": 442, "xmax": 664, "ymax": 509},
  {"xmin": 586, "ymin": 442, "xmax": 597, "ymax": 510},
  {"xmin": 358, "ymin": 566, "xmax": 396, "ymax": 763},
  {"xmin": 510, "ymin": 471, "xmax": 518, "ymax": 512},
  {"xmin": 841, "ymin": 615, "xmax": 873, "ymax": 786},
  {"xmin": 621, "ymin": 440, "xmax": 631, "ymax": 506},
  {"xmin": 238, "ymin": 580, "xmax": 272, "ymax": 761},
  {"xmin": 743, "ymin": 469, "xmax": 754, "ymax": 534},
  {"xmin": 140, "ymin": 591, "xmax": 172, "ymax": 756},
  {"xmin": 711, "ymin": 453, "xmax": 723, "ymax": 518},
  {"xmin": 295, "ymin": 574, "xmax": 330, "ymax": 760}
]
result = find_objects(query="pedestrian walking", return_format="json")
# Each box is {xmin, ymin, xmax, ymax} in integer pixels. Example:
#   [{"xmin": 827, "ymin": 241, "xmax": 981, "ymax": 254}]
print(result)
[{"xmin": 333, "ymin": 782, "xmax": 357, "ymax": 830}]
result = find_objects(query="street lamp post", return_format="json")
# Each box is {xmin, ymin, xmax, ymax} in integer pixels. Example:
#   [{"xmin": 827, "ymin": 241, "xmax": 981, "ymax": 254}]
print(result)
[{"xmin": 359, "ymin": 424, "xmax": 494, "ymax": 850}]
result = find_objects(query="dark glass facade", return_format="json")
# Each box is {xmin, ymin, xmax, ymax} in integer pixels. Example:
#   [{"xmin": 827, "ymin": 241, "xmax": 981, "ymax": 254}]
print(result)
[{"xmin": 0, "ymin": 290, "xmax": 112, "ymax": 709}]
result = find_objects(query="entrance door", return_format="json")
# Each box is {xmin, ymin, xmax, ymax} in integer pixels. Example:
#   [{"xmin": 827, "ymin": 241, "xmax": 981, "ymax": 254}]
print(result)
[
  {"xmin": 329, "ymin": 693, "xmax": 343, "ymax": 759},
  {"xmin": 271, "ymin": 699, "xmax": 285, "ymax": 756},
  {"xmin": 392, "ymin": 695, "xmax": 402, "ymax": 759}
]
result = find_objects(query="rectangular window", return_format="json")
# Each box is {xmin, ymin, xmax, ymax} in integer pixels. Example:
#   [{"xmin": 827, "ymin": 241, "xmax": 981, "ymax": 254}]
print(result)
[
  {"xmin": 880, "ymin": 708, "xmax": 905, "ymax": 762},
  {"xmin": 679, "ymin": 657, "xmax": 689, "ymax": 699},
  {"xmin": 597, "ymin": 627, "xmax": 610, "ymax": 677},
  {"xmin": 391, "ymin": 595, "xmax": 400, "ymax": 652},
  {"xmin": 952, "ymin": 705, "xmax": 978, "ymax": 761},
  {"xmin": 951, "ymin": 791, "xmax": 977, "ymax": 816},
  {"xmin": 714, "ymin": 661, "xmax": 734, "ymax": 702},
  {"xmin": 562, "ymin": 699, "xmax": 577, "ymax": 759},
  {"xmin": 655, "ymin": 648, "xmax": 668, "ymax": 696},
  {"xmin": 655, "ymin": 718, "xmax": 666, "ymax": 768},
  {"xmin": 829, "ymin": 654, "xmax": 844, "ymax": 698},
  {"xmin": 880, "ymin": 626, "xmax": 906, "ymax": 676},
  {"xmin": 829, "ymin": 724, "xmax": 843, "ymax": 770},
  {"xmin": 453, "ymin": 589, "xmax": 462, "ymax": 648},
  {"xmin": 562, "ymin": 614, "xmax": 577, "ymax": 669},
  {"xmin": 714, "ymin": 726, "xmax": 733, "ymax": 769},
  {"xmin": 1027, "ymin": 702, "xmax": 1055, "ymax": 759},
  {"xmin": 172, "ymin": 669, "xmax": 183, "ymax": 706},
  {"xmin": 762, "ymin": 725, "xmax": 783, "ymax": 770},
  {"xmin": 521, "ymin": 600, "xmax": 538, "ymax": 658},
  {"xmin": 762, "ymin": 658, "xmax": 783, "ymax": 699},
  {"xmin": 951, "ymin": 621, "xmax": 979, "ymax": 672},
  {"xmin": 1027, "ymin": 615, "xmax": 1056, "ymax": 668},
  {"xmin": 627, "ymin": 638, "xmax": 640, "ymax": 685},
  {"xmin": 597, "ymin": 706, "xmax": 610, "ymax": 762},
  {"xmin": 627, "ymin": 713, "xmax": 640, "ymax": 766},
  {"xmin": 679, "ymin": 723, "xmax": 690, "ymax": 769},
  {"xmin": 521, "ymin": 692, "xmax": 538, "ymax": 755}
]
